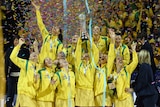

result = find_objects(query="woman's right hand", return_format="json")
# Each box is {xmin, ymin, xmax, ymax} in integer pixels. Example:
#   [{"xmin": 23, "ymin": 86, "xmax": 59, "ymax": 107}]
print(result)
[
  {"xmin": 19, "ymin": 38, "xmax": 25, "ymax": 46},
  {"xmin": 33, "ymin": 38, "xmax": 39, "ymax": 47},
  {"xmin": 108, "ymin": 28, "xmax": 115, "ymax": 44},
  {"xmin": 131, "ymin": 41, "xmax": 137, "ymax": 52}
]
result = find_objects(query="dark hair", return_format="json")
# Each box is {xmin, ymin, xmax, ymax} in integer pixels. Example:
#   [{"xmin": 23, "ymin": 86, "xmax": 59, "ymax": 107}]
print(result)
[
  {"xmin": 19, "ymin": 44, "xmax": 30, "ymax": 60},
  {"xmin": 12, "ymin": 35, "xmax": 20, "ymax": 43}
]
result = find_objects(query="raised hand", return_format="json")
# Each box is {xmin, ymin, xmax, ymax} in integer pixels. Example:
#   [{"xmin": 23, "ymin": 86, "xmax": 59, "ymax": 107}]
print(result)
[
  {"xmin": 108, "ymin": 28, "xmax": 115, "ymax": 39},
  {"xmin": 33, "ymin": 39, "xmax": 39, "ymax": 47},
  {"xmin": 85, "ymin": 32, "xmax": 90, "ymax": 39},
  {"xmin": 19, "ymin": 38, "xmax": 25, "ymax": 46},
  {"xmin": 108, "ymin": 28, "xmax": 115, "ymax": 43},
  {"xmin": 33, "ymin": 38, "xmax": 39, "ymax": 54},
  {"xmin": 131, "ymin": 41, "xmax": 137, "ymax": 52},
  {"xmin": 51, "ymin": 26, "xmax": 60, "ymax": 36},
  {"xmin": 32, "ymin": 1, "xmax": 40, "ymax": 10}
]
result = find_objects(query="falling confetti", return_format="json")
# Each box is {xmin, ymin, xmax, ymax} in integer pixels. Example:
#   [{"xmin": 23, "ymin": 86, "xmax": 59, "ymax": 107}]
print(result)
[{"xmin": 23, "ymin": 0, "xmax": 109, "ymax": 43}]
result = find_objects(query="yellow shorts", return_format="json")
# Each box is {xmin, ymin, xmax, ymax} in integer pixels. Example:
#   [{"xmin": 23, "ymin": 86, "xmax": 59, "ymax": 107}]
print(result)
[
  {"xmin": 75, "ymin": 88, "xmax": 95, "ymax": 106},
  {"xmin": 15, "ymin": 94, "xmax": 36, "ymax": 107}
]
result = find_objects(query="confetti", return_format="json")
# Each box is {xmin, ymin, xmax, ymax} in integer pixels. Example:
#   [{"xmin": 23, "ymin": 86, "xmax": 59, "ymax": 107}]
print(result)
[{"xmin": 2, "ymin": 0, "xmax": 159, "ymax": 45}]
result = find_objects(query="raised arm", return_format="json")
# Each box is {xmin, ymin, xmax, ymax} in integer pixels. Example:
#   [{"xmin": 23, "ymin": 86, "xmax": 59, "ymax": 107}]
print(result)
[
  {"xmin": 33, "ymin": 39, "xmax": 39, "ymax": 54},
  {"xmin": 126, "ymin": 42, "xmax": 138, "ymax": 74},
  {"xmin": 32, "ymin": 2, "xmax": 49, "ymax": 40},
  {"xmin": 91, "ymin": 40, "xmax": 99, "ymax": 65},
  {"xmin": 83, "ymin": 32, "xmax": 99, "ymax": 64},
  {"xmin": 75, "ymin": 37, "xmax": 82, "ymax": 67},
  {"xmin": 122, "ymin": 45, "xmax": 130, "ymax": 65},
  {"xmin": 56, "ymin": 40, "xmax": 63, "ymax": 55},
  {"xmin": 107, "ymin": 29, "xmax": 116, "ymax": 77},
  {"xmin": 10, "ymin": 38, "xmax": 27, "ymax": 70}
]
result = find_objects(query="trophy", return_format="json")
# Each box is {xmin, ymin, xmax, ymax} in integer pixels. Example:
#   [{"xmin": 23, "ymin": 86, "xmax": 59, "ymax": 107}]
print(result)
[{"xmin": 79, "ymin": 13, "xmax": 88, "ymax": 41}]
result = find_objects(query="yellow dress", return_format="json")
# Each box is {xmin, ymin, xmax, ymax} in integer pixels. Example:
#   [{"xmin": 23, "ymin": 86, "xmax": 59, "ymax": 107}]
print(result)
[
  {"xmin": 94, "ymin": 64, "xmax": 108, "ymax": 106},
  {"xmin": 10, "ymin": 45, "xmax": 38, "ymax": 107},
  {"xmin": 36, "ymin": 67, "xmax": 54, "ymax": 107},
  {"xmin": 74, "ymin": 38, "xmax": 99, "ymax": 106},
  {"xmin": 113, "ymin": 51, "xmax": 138, "ymax": 107},
  {"xmin": 52, "ymin": 68, "xmax": 75, "ymax": 107},
  {"xmin": 94, "ymin": 43, "xmax": 115, "ymax": 106}
]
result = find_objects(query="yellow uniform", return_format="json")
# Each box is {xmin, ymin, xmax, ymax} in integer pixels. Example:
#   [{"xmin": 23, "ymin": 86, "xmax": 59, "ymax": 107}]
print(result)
[
  {"xmin": 128, "ymin": 10, "xmax": 136, "ymax": 22},
  {"xmin": 115, "ymin": 44, "xmax": 130, "ymax": 65},
  {"xmin": 94, "ymin": 64, "xmax": 108, "ymax": 106},
  {"xmin": 75, "ymin": 38, "xmax": 99, "ymax": 106},
  {"xmin": 145, "ymin": 17, "xmax": 152, "ymax": 29},
  {"xmin": 121, "ymin": 12, "xmax": 128, "ymax": 21},
  {"xmin": 136, "ymin": 8, "xmax": 143, "ymax": 33},
  {"xmin": 125, "ymin": 19, "xmax": 137, "ymax": 28},
  {"xmin": 52, "ymin": 68, "xmax": 75, "ymax": 107},
  {"xmin": 119, "ymin": 1, "xmax": 125, "ymax": 11},
  {"xmin": 146, "ymin": 8, "xmax": 154, "ymax": 18},
  {"xmin": 146, "ymin": 17, "xmax": 152, "ymax": 35},
  {"xmin": 94, "ymin": 36, "xmax": 110, "ymax": 54},
  {"xmin": 113, "ymin": 51, "xmax": 138, "ymax": 107},
  {"xmin": 36, "ymin": 67, "xmax": 54, "ymax": 107},
  {"xmin": 36, "ymin": 9, "xmax": 63, "ymax": 65},
  {"xmin": 64, "ymin": 44, "xmax": 77, "ymax": 73},
  {"xmin": 110, "ymin": 19, "xmax": 123, "ymax": 30},
  {"xmin": 94, "ymin": 43, "xmax": 115, "ymax": 106},
  {"xmin": 10, "ymin": 45, "xmax": 38, "ymax": 107}
]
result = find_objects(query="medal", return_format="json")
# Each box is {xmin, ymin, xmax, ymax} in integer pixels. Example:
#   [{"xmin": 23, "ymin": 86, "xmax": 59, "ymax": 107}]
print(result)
[
  {"xmin": 46, "ymin": 70, "xmax": 51, "ymax": 81},
  {"xmin": 84, "ymin": 69, "xmax": 87, "ymax": 76},
  {"xmin": 98, "ymin": 73, "xmax": 101, "ymax": 79},
  {"xmin": 63, "ymin": 70, "xmax": 71, "ymax": 86},
  {"xmin": 83, "ymin": 64, "xmax": 89, "ymax": 76},
  {"xmin": 50, "ymin": 39, "xmax": 53, "ymax": 51}
]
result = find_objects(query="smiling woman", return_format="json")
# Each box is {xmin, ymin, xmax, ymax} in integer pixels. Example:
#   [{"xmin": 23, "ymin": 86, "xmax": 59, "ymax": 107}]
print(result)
[{"xmin": 0, "ymin": 8, "xmax": 6, "ymax": 107}]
